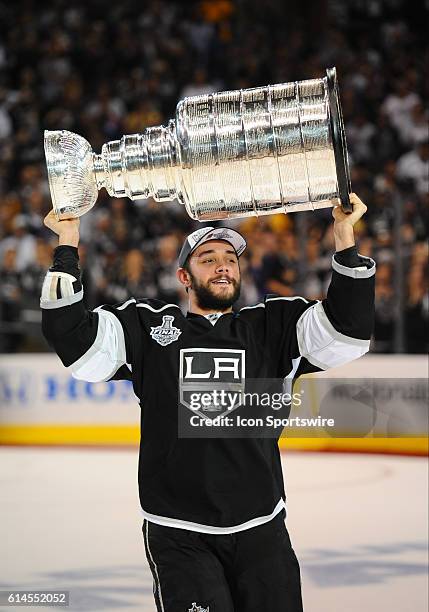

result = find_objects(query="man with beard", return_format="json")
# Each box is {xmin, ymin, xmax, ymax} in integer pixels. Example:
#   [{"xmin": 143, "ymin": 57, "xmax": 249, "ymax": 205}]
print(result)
[{"xmin": 41, "ymin": 193, "xmax": 375, "ymax": 612}]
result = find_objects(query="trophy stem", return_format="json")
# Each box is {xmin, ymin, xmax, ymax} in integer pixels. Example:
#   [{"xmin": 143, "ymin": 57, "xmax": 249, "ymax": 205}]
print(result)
[
  {"xmin": 93, "ymin": 154, "xmax": 106, "ymax": 190},
  {"xmin": 98, "ymin": 122, "xmax": 180, "ymax": 203}
]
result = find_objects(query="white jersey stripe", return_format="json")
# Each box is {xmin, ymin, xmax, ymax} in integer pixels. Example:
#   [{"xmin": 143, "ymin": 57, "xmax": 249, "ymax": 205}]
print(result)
[
  {"xmin": 117, "ymin": 298, "xmax": 136, "ymax": 310},
  {"xmin": 137, "ymin": 302, "xmax": 181, "ymax": 313},
  {"xmin": 141, "ymin": 498, "xmax": 285, "ymax": 535},
  {"xmin": 40, "ymin": 271, "xmax": 82, "ymax": 309},
  {"xmin": 116, "ymin": 298, "xmax": 181, "ymax": 312},
  {"xmin": 240, "ymin": 296, "xmax": 309, "ymax": 312},
  {"xmin": 69, "ymin": 309, "xmax": 127, "ymax": 382},
  {"xmin": 144, "ymin": 520, "xmax": 165, "ymax": 612},
  {"xmin": 313, "ymin": 301, "xmax": 369, "ymax": 347},
  {"xmin": 296, "ymin": 301, "xmax": 370, "ymax": 370},
  {"xmin": 282, "ymin": 356, "xmax": 302, "ymax": 396},
  {"xmin": 332, "ymin": 253, "xmax": 376, "ymax": 279},
  {"xmin": 239, "ymin": 303, "xmax": 264, "ymax": 311},
  {"xmin": 266, "ymin": 295, "xmax": 309, "ymax": 304}
]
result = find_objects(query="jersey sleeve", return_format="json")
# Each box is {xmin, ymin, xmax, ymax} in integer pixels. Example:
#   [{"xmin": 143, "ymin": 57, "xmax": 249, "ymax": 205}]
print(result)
[
  {"xmin": 65, "ymin": 302, "xmax": 139, "ymax": 384},
  {"xmin": 264, "ymin": 248, "xmax": 376, "ymax": 379},
  {"xmin": 41, "ymin": 246, "xmax": 142, "ymax": 389}
]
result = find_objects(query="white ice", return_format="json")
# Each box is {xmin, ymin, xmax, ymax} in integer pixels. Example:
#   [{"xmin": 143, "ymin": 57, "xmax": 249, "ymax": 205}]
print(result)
[{"xmin": 0, "ymin": 448, "xmax": 427, "ymax": 611}]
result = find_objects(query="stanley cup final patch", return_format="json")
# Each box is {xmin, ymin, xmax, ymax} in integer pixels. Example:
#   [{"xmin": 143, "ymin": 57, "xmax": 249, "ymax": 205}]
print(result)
[
  {"xmin": 188, "ymin": 604, "xmax": 209, "ymax": 612},
  {"xmin": 150, "ymin": 315, "xmax": 182, "ymax": 346}
]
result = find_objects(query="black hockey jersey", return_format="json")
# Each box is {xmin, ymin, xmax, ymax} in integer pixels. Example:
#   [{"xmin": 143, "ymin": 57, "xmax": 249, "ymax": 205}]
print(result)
[{"xmin": 41, "ymin": 245, "xmax": 376, "ymax": 533}]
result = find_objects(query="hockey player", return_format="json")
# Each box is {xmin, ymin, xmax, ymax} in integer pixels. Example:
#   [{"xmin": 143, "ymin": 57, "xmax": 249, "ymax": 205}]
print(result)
[{"xmin": 41, "ymin": 193, "xmax": 375, "ymax": 611}]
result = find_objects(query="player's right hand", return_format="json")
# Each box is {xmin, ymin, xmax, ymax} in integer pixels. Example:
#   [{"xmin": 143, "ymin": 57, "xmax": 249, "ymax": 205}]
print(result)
[{"xmin": 43, "ymin": 210, "xmax": 80, "ymax": 246}]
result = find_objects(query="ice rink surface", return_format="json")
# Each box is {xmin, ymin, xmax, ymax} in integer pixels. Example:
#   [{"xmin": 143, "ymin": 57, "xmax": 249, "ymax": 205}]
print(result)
[{"xmin": 1, "ymin": 447, "xmax": 427, "ymax": 612}]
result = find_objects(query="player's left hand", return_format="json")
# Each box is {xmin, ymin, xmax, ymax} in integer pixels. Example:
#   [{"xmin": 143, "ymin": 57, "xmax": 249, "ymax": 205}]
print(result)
[
  {"xmin": 332, "ymin": 193, "xmax": 367, "ymax": 234},
  {"xmin": 332, "ymin": 193, "xmax": 367, "ymax": 252}
]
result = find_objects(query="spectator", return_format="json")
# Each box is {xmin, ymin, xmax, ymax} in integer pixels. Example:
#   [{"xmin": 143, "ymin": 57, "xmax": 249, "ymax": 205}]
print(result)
[
  {"xmin": 396, "ymin": 140, "xmax": 429, "ymax": 196},
  {"xmin": 398, "ymin": 102, "xmax": 429, "ymax": 148},
  {"xmin": 404, "ymin": 257, "xmax": 429, "ymax": 353},
  {"xmin": 0, "ymin": 215, "xmax": 36, "ymax": 272},
  {"xmin": 102, "ymin": 248, "xmax": 157, "ymax": 305},
  {"xmin": 373, "ymin": 262, "xmax": 396, "ymax": 353},
  {"xmin": 382, "ymin": 79, "xmax": 421, "ymax": 136},
  {"xmin": 0, "ymin": 248, "xmax": 23, "ymax": 352},
  {"xmin": 154, "ymin": 233, "xmax": 182, "ymax": 304},
  {"xmin": 346, "ymin": 114, "xmax": 377, "ymax": 164},
  {"xmin": 0, "ymin": 0, "xmax": 426, "ymax": 354},
  {"xmin": 180, "ymin": 67, "xmax": 221, "ymax": 99},
  {"xmin": 21, "ymin": 240, "xmax": 53, "ymax": 309}
]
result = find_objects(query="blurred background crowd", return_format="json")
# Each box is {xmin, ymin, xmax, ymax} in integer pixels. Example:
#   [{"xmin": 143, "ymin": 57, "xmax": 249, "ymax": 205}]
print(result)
[{"xmin": 0, "ymin": 0, "xmax": 427, "ymax": 354}]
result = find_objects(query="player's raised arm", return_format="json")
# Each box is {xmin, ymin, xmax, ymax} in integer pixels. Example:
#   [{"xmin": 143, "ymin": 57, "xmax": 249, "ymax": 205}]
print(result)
[
  {"xmin": 262, "ymin": 193, "xmax": 376, "ymax": 379},
  {"xmin": 296, "ymin": 193, "xmax": 375, "ymax": 372},
  {"xmin": 40, "ymin": 211, "xmax": 131, "ymax": 383}
]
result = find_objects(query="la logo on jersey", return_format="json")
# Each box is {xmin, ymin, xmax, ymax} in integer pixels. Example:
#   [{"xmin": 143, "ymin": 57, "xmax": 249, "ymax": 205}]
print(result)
[
  {"xmin": 179, "ymin": 348, "xmax": 245, "ymax": 419},
  {"xmin": 150, "ymin": 315, "xmax": 182, "ymax": 346},
  {"xmin": 188, "ymin": 603, "xmax": 209, "ymax": 612}
]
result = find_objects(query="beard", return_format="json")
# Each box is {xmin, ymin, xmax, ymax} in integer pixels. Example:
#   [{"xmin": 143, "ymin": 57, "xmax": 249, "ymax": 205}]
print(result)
[{"xmin": 189, "ymin": 272, "xmax": 241, "ymax": 311}]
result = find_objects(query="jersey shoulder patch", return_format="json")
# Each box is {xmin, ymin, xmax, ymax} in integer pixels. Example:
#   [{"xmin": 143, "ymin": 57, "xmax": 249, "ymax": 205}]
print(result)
[
  {"xmin": 135, "ymin": 299, "xmax": 184, "ymax": 346},
  {"xmin": 150, "ymin": 314, "xmax": 182, "ymax": 346}
]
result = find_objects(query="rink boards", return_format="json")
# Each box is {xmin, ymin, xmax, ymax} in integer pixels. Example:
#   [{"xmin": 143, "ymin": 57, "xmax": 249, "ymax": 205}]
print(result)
[{"xmin": 0, "ymin": 354, "xmax": 427, "ymax": 455}]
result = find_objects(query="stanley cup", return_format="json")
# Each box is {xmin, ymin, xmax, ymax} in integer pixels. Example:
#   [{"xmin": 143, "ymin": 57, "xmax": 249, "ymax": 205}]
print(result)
[{"xmin": 44, "ymin": 67, "xmax": 352, "ymax": 222}]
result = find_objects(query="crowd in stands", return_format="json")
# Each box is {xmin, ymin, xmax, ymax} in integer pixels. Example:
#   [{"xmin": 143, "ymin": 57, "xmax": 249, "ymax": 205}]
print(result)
[{"xmin": 0, "ymin": 0, "xmax": 427, "ymax": 353}]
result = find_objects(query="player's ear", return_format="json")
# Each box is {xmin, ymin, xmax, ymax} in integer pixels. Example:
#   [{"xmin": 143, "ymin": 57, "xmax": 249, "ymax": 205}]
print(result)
[{"xmin": 176, "ymin": 267, "xmax": 191, "ymax": 290}]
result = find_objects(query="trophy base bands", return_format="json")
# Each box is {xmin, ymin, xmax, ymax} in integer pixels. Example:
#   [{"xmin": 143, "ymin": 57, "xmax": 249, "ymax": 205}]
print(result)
[{"xmin": 0, "ymin": 591, "xmax": 69, "ymax": 607}]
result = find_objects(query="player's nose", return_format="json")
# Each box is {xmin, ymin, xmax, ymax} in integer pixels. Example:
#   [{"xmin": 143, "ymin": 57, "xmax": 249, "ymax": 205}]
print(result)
[{"xmin": 215, "ymin": 261, "xmax": 230, "ymax": 274}]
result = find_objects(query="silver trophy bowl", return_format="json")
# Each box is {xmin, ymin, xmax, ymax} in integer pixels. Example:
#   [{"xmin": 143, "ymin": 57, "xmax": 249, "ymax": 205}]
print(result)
[{"xmin": 44, "ymin": 67, "xmax": 352, "ymax": 221}]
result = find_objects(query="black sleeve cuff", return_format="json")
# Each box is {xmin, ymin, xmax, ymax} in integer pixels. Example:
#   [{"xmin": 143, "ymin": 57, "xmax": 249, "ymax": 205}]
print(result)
[
  {"xmin": 50, "ymin": 245, "xmax": 80, "ymax": 278},
  {"xmin": 334, "ymin": 245, "xmax": 362, "ymax": 268}
]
